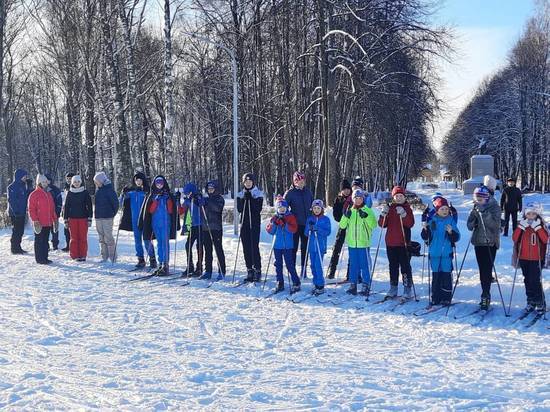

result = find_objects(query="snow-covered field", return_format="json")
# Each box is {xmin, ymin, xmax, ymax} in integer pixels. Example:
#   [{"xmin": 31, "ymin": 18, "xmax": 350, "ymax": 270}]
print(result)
[{"xmin": 1, "ymin": 189, "xmax": 549, "ymax": 410}]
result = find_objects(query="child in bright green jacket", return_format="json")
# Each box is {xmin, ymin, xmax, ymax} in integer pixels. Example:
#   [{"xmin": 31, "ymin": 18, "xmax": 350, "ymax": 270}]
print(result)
[{"xmin": 339, "ymin": 189, "xmax": 377, "ymax": 295}]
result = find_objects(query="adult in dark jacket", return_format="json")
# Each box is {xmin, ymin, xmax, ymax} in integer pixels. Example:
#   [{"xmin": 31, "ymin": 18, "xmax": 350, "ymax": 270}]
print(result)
[
  {"xmin": 236, "ymin": 173, "xmax": 264, "ymax": 282},
  {"xmin": 327, "ymin": 178, "xmax": 352, "ymax": 279},
  {"xmin": 200, "ymin": 180, "xmax": 226, "ymax": 280},
  {"xmin": 500, "ymin": 177, "xmax": 522, "ymax": 236},
  {"xmin": 7, "ymin": 168, "xmax": 31, "ymax": 254},
  {"xmin": 62, "ymin": 175, "xmax": 93, "ymax": 261},
  {"xmin": 283, "ymin": 171, "xmax": 314, "ymax": 271},
  {"xmin": 61, "ymin": 172, "xmax": 75, "ymax": 251},
  {"xmin": 120, "ymin": 172, "xmax": 156, "ymax": 269},
  {"xmin": 138, "ymin": 175, "xmax": 180, "ymax": 276},
  {"xmin": 45, "ymin": 174, "xmax": 63, "ymax": 250},
  {"xmin": 93, "ymin": 172, "xmax": 119, "ymax": 262}
]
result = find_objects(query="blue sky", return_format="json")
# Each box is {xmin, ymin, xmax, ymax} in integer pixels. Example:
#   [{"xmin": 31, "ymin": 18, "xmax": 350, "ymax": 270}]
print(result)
[{"xmin": 432, "ymin": 0, "xmax": 536, "ymax": 146}]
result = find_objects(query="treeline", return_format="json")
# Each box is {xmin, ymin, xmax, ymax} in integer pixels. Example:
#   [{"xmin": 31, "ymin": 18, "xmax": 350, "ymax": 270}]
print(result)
[
  {"xmin": 0, "ymin": 0, "xmax": 449, "ymax": 203},
  {"xmin": 442, "ymin": 2, "xmax": 550, "ymax": 191}
]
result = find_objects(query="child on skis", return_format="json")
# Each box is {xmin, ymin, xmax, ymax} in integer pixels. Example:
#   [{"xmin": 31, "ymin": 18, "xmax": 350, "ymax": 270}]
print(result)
[
  {"xmin": 421, "ymin": 197, "xmax": 460, "ymax": 306},
  {"xmin": 179, "ymin": 183, "xmax": 205, "ymax": 277},
  {"xmin": 120, "ymin": 172, "xmax": 157, "ymax": 270},
  {"xmin": 200, "ymin": 181, "xmax": 226, "ymax": 281},
  {"xmin": 512, "ymin": 202, "xmax": 548, "ymax": 314},
  {"xmin": 237, "ymin": 173, "xmax": 264, "ymax": 282},
  {"xmin": 62, "ymin": 175, "xmax": 93, "ymax": 261},
  {"xmin": 139, "ymin": 175, "xmax": 179, "ymax": 276},
  {"xmin": 266, "ymin": 198, "xmax": 301, "ymax": 293},
  {"xmin": 466, "ymin": 179, "xmax": 501, "ymax": 311},
  {"xmin": 339, "ymin": 189, "xmax": 377, "ymax": 295},
  {"xmin": 305, "ymin": 199, "xmax": 332, "ymax": 295},
  {"xmin": 379, "ymin": 186, "xmax": 415, "ymax": 299}
]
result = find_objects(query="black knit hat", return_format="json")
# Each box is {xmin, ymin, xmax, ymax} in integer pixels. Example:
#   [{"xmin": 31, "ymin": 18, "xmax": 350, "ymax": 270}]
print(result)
[
  {"xmin": 507, "ymin": 177, "xmax": 516, "ymax": 182},
  {"xmin": 352, "ymin": 176, "xmax": 363, "ymax": 188},
  {"xmin": 65, "ymin": 172, "xmax": 75, "ymax": 179},
  {"xmin": 341, "ymin": 179, "xmax": 351, "ymax": 190},
  {"xmin": 242, "ymin": 173, "xmax": 255, "ymax": 184}
]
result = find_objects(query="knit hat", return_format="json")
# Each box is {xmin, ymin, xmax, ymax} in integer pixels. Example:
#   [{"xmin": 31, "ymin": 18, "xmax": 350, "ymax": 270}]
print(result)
[
  {"xmin": 183, "ymin": 182, "xmax": 199, "ymax": 195},
  {"xmin": 71, "ymin": 175, "xmax": 82, "ymax": 186},
  {"xmin": 431, "ymin": 192, "xmax": 443, "ymax": 203},
  {"xmin": 352, "ymin": 176, "xmax": 363, "ymax": 188},
  {"xmin": 483, "ymin": 175, "xmax": 497, "ymax": 192},
  {"xmin": 65, "ymin": 172, "xmax": 75, "ymax": 179},
  {"xmin": 391, "ymin": 186, "xmax": 405, "ymax": 197},
  {"xmin": 36, "ymin": 174, "xmax": 48, "ymax": 187},
  {"xmin": 134, "ymin": 172, "xmax": 146, "ymax": 182},
  {"xmin": 311, "ymin": 199, "xmax": 325, "ymax": 209},
  {"xmin": 293, "ymin": 171, "xmax": 306, "ymax": 184},
  {"xmin": 275, "ymin": 198, "xmax": 288, "ymax": 210},
  {"xmin": 242, "ymin": 173, "xmax": 255, "ymax": 184},
  {"xmin": 45, "ymin": 174, "xmax": 54, "ymax": 184},
  {"xmin": 340, "ymin": 179, "xmax": 352, "ymax": 191},
  {"xmin": 433, "ymin": 197, "xmax": 449, "ymax": 212},
  {"xmin": 206, "ymin": 180, "xmax": 218, "ymax": 191},
  {"xmin": 507, "ymin": 177, "xmax": 516, "ymax": 183},
  {"xmin": 352, "ymin": 189, "xmax": 365, "ymax": 199},
  {"xmin": 524, "ymin": 202, "xmax": 542, "ymax": 215},
  {"xmin": 473, "ymin": 185, "xmax": 490, "ymax": 201},
  {"xmin": 94, "ymin": 171, "xmax": 110, "ymax": 186}
]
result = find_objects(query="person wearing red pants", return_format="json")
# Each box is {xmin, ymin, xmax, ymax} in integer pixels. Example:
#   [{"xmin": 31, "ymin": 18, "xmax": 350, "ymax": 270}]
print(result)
[{"xmin": 62, "ymin": 175, "xmax": 93, "ymax": 261}]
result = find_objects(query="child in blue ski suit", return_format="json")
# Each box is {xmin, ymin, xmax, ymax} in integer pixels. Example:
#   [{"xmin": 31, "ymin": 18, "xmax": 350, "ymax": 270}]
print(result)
[
  {"xmin": 266, "ymin": 198, "xmax": 301, "ymax": 293},
  {"xmin": 305, "ymin": 199, "xmax": 331, "ymax": 295},
  {"xmin": 179, "ymin": 182, "xmax": 205, "ymax": 277},
  {"xmin": 120, "ymin": 172, "xmax": 157, "ymax": 269},
  {"xmin": 139, "ymin": 175, "xmax": 179, "ymax": 276},
  {"xmin": 421, "ymin": 197, "xmax": 460, "ymax": 306}
]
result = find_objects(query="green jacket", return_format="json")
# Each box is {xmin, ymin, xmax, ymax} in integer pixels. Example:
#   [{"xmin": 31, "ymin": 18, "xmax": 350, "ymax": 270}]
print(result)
[{"xmin": 339, "ymin": 206, "xmax": 377, "ymax": 248}]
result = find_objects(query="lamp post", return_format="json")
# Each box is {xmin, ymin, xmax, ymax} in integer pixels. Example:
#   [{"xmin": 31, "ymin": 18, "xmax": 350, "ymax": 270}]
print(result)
[{"xmin": 182, "ymin": 32, "xmax": 239, "ymax": 235}]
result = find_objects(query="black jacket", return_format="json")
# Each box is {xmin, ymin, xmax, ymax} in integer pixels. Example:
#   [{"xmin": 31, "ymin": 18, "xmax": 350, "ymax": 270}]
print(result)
[
  {"xmin": 500, "ymin": 186, "xmax": 522, "ymax": 212},
  {"xmin": 202, "ymin": 183, "xmax": 225, "ymax": 232},
  {"xmin": 236, "ymin": 186, "xmax": 263, "ymax": 230},
  {"xmin": 332, "ymin": 194, "xmax": 352, "ymax": 223},
  {"xmin": 63, "ymin": 188, "xmax": 93, "ymax": 219}
]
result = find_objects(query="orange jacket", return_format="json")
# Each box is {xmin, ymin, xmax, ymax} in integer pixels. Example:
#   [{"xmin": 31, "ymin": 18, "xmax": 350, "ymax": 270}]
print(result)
[{"xmin": 512, "ymin": 225, "xmax": 548, "ymax": 261}]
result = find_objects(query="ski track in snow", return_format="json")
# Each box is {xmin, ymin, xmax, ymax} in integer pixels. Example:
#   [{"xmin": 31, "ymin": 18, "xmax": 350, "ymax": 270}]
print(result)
[{"xmin": 0, "ymin": 189, "xmax": 549, "ymax": 410}]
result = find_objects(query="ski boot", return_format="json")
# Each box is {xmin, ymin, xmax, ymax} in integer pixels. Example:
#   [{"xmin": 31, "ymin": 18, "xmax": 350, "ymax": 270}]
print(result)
[
  {"xmin": 158, "ymin": 263, "xmax": 170, "ymax": 276},
  {"xmin": 199, "ymin": 272, "xmax": 212, "ymax": 280},
  {"xmin": 61, "ymin": 246, "xmax": 69, "ymax": 252},
  {"xmin": 135, "ymin": 257, "xmax": 146, "ymax": 269},
  {"xmin": 535, "ymin": 302, "xmax": 546, "ymax": 314},
  {"xmin": 216, "ymin": 272, "xmax": 225, "ymax": 281},
  {"xmin": 274, "ymin": 281, "xmax": 285, "ymax": 293},
  {"xmin": 386, "ymin": 285, "xmax": 398, "ymax": 298},
  {"xmin": 479, "ymin": 295, "xmax": 491, "ymax": 311},
  {"xmin": 149, "ymin": 256, "xmax": 157, "ymax": 269},
  {"xmin": 346, "ymin": 283, "xmax": 358, "ymax": 295},
  {"xmin": 440, "ymin": 300, "xmax": 451, "ymax": 307},
  {"xmin": 245, "ymin": 269, "xmax": 255, "ymax": 283},
  {"xmin": 181, "ymin": 267, "xmax": 195, "ymax": 277},
  {"xmin": 312, "ymin": 285, "xmax": 325, "ymax": 296},
  {"xmin": 290, "ymin": 283, "xmax": 301, "ymax": 294},
  {"xmin": 254, "ymin": 270, "xmax": 262, "ymax": 283},
  {"xmin": 524, "ymin": 303, "xmax": 535, "ymax": 313},
  {"xmin": 402, "ymin": 285, "xmax": 413, "ymax": 300},
  {"xmin": 359, "ymin": 284, "xmax": 370, "ymax": 296}
]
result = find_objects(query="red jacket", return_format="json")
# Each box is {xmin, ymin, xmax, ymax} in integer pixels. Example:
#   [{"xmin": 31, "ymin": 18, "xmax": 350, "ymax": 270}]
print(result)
[
  {"xmin": 28, "ymin": 187, "xmax": 57, "ymax": 227},
  {"xmin": 378, "ymin": 202, "xmax": 414, "ymax": 247},
  {"xmin": 512, "ymin": 225, "xmax": 548, "ymax": 261}
]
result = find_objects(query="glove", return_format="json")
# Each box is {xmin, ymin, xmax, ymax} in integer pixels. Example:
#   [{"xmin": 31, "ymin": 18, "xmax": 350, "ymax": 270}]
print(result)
[
  {"xmin": 380, "ymin": 204, "xmax": 389, "ymax": 216},
  {"xmin": 309, "ymin": 222, "xmax": 316, "ymax": 232},
  {"xmin": 445, "ymin": 224, "xmax": 453, "ymax": 234},
  {"xmin": 421, "ymin": 208, "xmax": 429, "ymax": 222},
  {"xmin": 344, "ymin": 209, "xmax": 352, "ymax": 219},
  {"xmin": 174, "ymin": 191, "xmax": 181, "ymax": 203},
  {"xmin": 358, "ymin": 209, "xmax": 368, "ymax": 219},
  {"xmin": 530, "ymin": 218, "xmax": 542, "ymax": 230},
  {"xmin": 244, "ymin": 190, "xmax": 252, "ymax": 200},
  {"xmin": 33, "ymin": 221, "xmax": 42, "ymax": 235},
  {"xmin": 87, "ymin": 218, "xmax": 92, "ymax": 228},
  {"xmin": 396, "ymin": 206, "xmax": 406, "ymax": 217},
  {"xmin": 422, "ymin": 221, "xmax": 428, "ymax": 229},
  {"xmin": 518, "ymin": 219, "xmax": 529, "ymax": 230},
  {"xmin": 53, "ymin": 220, "xmax": 59, "ymax": 233}
]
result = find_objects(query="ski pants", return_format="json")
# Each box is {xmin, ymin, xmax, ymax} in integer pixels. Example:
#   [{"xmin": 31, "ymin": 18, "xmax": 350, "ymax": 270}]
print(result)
[
  {"xmin": 308, "ymin": 240, "xmax": 325, "ymax": 287},
  {"xmin": 520, "ymin": 259, "xmax": 544, "ymax": 306},
  {"xmin": 348, "ymin": 247, "xmax": 370, "ymax": 285},
  {"xmin": 274, "ymin": 248, "xmax": 300, "ymax": 285},
  {"xmin": 10, "ymin": 215, "xmax": 25, "ymax": 252},
  {"xmin": 241, "ymin": 227, "xmax": 261, "ymax": 274},
  {"xmin": 133, "ymin": 226, "xmax": 155, "ymax": 259},
  {"xmin": 96, "ymin": 218, "xmax": 116, "ymax": 261},
  {"xmin": 69, "ymin": 218, "xmax": 88, "ymax": 259},
  {"xmin": 203, "ymin": 229, "xmax": 226, "ymax": 275},
  {"xmin": 431, "ymin": 272, "xmax": 452, "ymax": 304},
  {"xmin": 34, "ymin": 226, "xmax": 51, "ymax": 263},
  {"xmin": 292, "ymin": 224, "xmax": 308, "ymax": 269},
  {"xmin": 184, "ymin": 226, "xmax": 203, "ymax": 271},
  {"xmin": 503, "ymin": 209, "xmax": 518, "ymax": 236},
  {"xmin": 474, "ymin": 245, "xmax": 497, "ymax": 298},
  {"xmin": 387, "ymin": 246, "xmax": 412, "ymax": 287}
]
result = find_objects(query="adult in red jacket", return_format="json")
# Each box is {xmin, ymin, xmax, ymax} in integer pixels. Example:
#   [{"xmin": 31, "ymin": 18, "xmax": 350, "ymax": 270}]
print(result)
[
  {"xmin": 512, "ymin": 203, "xmax": 548, "ymax": 312},
  {"xmin": 28, "ymin": 174, "xmax": 58, "ymax": 264},
  {"xmin": 378, "ymin": 186, "xmax": 415, "ymax": 298}
]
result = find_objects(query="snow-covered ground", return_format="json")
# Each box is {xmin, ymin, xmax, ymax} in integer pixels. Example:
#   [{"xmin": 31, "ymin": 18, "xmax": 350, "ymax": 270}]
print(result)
[{"xmin": 1, "ymin": 188, "xmax": 549, "ymax": 410}]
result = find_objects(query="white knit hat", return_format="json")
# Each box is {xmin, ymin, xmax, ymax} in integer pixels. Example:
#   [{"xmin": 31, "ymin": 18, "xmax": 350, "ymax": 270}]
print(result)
[
  {"xmin": 93, "ymin": 171, "xmax": 110, "ymax": 185},
  {"xmin": 524, "ymin": 202, "xmax": 542, "ymax": 215},
  {"xmin": 71, "ymin": 175, "xmax": 82, "ymax": 185},
  {"xmin": 36, "ymin": 174, "xmax": 48, "ymax": 187},
  {"xmin": 483, "ymin": 175, "xmax": 497, "ymax": 192}
]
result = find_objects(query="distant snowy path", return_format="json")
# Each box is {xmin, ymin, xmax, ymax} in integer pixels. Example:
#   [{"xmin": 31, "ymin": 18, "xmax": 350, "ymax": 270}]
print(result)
[{"xmin": 0, "ymin": 189, "xmax": 548, "ymax": 410}]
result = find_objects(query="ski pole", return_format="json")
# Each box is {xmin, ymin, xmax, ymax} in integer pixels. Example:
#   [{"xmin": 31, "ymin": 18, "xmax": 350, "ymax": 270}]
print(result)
[
  {"xmin": 231, "ymin": 195, "xmax": 246, "ymax": 283},
  {"xmin": 366, "ymin": 213, "xmax": 386, "ymax": 300},
  {"xmin": 507, "ymin": 231, "xmax": 524, "ymax": 315},
  {"xmin": 399, "ymin": 214, "xmax": 418, "ymax": 302},
  {"xmin": 262, "ymin": 225, "xmax": 278, "ymax": 291},
  {"xmin": 301, "ymin": 229, "xmax": 311, "ymax": 279},
  {"xmin": 111, "ymin": 211, "xmax": 121, "ymax": 266},
  {"xmin": 478, "ymin": 209, "xmax": 508, "ymax": 316},
  {"xmin": 446, "ymin": 231, "xmax": 473, "ymax": 316}
]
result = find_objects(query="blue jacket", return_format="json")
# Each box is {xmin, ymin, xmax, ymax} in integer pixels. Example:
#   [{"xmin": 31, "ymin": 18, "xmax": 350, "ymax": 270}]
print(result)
[
  {"xmin": 94, "ymin": 183, "xmax": 119, "ymax": 219},
  {"xmin": 47, "ymin": 185, "xmax": 63, "ymax": 217},
  {"xmin": 421, "ymin": 215, "xmax": 460, "ymax": 273},
  {"xmin": 305, "ymin": 214, "xmax": 332, "ymax": 254},
  {"xmin": 129, "ymin": 189, "xmax": 147, "ymax": 228},
  {"xmin": 7, "ymin": 169, "xmax": 30, "ymax": 217},
  {"xmin": 284, "ymin": 186, "xmax": 314, "ymax": 226},
  {"xmin": 266, "ymin": 211, "xmax": 297, "ymax": 249}
]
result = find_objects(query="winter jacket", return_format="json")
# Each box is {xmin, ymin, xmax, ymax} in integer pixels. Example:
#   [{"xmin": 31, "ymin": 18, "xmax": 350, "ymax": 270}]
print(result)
[
  {"xmin": 28, "ymin": 186, "xmax": 57, "ymax": 227},
  {"xmin": 500, "ymin": 186, "xmax": 522, "ymax": 212},
  {"xmin": 421, "ymin": 215, "xmax": 460, "ymax": 272},
  {"xmin": 284, "ymin": 186, "xmax": 314, "ymax": 226},
  {"xmin": 119, "ymin": 173, "xmax": 150, "ymax": 232},
  {"xmin": 332, "ymin": 194, "xmax": 352, "ymax": 223},
  {"xmin": 138, "ymin": 175, "xmax": 180, "ymax": 240},
  {"xmin": 7, "ymin": 169, "xmax": 30, "ymax": 217},
  {"xmin": 180, "ymin": 197, "xmax": 204, "ymax": 231},
  {"xmin": 512, "ymin": 222, "xmax": 548, "ymax": 262},
  {"xmin": 305, "ymin": 214, "xmax": 332, "ymax": 254},
  {"xmin": 266, "ymin": 212, "xmax": 298, "ymax": 249},
  {"xmin": 237, "ymin": 186, "xmax": 263, "ymax": 229},
  {"xmin": 47, "ymin": 185, "xmax": 63, "ymax": 217},
  {"xmin": 202, "ymin": 183, "xmax": 224, "ymax": 232},
  {"xmin": 378, "ymin": 202, "xmax": 415, "ymax": 247},
  {"xmin": 94, "ymin": 183, "xmax": 119, "ymax": 219},
  {"xmin": 63, "ymin": 187, "xmax": 93, "ymax": 220},
  {"xmin": 339, "ymin": 205, "xmax": 377, "ymax": 248},
  {"xmin": 467, "ymin": 197, "xmax": 501, "ymax": 249}
]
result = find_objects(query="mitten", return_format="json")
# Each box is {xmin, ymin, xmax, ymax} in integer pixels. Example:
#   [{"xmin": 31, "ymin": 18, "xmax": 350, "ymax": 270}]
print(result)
[{"xmin": 33, "ymin": 221, "xmax": 42, "ymax": 235}]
